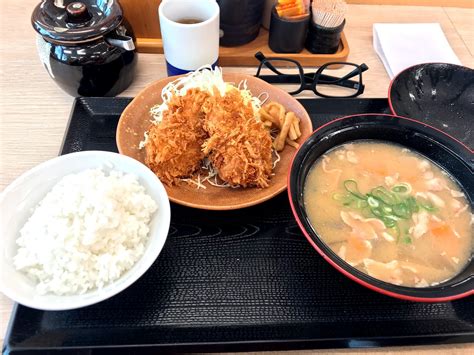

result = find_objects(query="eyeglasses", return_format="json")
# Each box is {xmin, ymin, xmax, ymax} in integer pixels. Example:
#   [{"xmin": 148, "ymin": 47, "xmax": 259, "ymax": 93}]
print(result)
[{"xmin": 254, "ymin": 52, "xmax": 368, "ymax": 98}]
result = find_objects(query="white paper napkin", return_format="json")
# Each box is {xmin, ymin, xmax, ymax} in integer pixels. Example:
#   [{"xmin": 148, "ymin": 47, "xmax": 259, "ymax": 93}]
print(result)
[{"xmin": 373, "ymin": 23, "xmax": 461, "ymax": 78}]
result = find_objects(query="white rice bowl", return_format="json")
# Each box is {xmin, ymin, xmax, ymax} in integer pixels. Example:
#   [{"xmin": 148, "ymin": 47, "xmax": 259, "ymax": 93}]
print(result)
[{"xmin": 0, "ymin": 151, "xmax": 171, "ymax": 310}]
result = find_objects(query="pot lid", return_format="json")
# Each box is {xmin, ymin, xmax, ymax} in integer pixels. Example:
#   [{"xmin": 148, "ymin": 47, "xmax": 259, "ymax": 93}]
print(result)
[{"xmin": 31, "ymin": 0, "xmax": 123, "ymax": 43}]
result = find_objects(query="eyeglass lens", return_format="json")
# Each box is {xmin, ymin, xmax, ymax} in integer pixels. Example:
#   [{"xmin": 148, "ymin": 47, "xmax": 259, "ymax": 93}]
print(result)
[
  {"xmin": 255, "ymin": 53, "xmax": 365, "ymax": 98},
  {"xmin": 314, "ymin": 63, "xmax": 362, "ymax": 98},
  {"xmin": 257, "ymin": 59, "xmax": 305, "ymax": 95}
]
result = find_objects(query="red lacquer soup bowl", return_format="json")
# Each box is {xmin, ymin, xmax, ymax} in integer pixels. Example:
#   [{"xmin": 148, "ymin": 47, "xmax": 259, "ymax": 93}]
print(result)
[{"xmin": 288, "ymin": 114, "xmax": 473, "ymax": 302}]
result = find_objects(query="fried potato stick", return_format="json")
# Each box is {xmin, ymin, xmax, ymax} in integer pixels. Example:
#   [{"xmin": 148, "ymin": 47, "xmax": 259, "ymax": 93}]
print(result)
[
  {"xmin": 293, "ymin": 116, "xmax": 301, "ymax": 137},
  {"xmin": 289, "ymin": 121, "xmax": 298, "ymax": 140},
  {"xmin": 266, "ymin": 102, "xmax": 285, "ymax": 127},
  {"xmin": 259, "ymin": 108, "xmax": 280, "ymax": 128},
  {"xmin": 274, "ymin": 112, "xmax": 294, "ymax": 151},
  {"xmin": 286, "ymin": 138, "xmax": 300, "ymax": 148}
]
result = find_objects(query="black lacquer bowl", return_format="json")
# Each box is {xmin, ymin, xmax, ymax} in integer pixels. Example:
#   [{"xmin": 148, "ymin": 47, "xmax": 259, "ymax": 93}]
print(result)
[
  {"xmin": 389, "ymin": 63, "xmax": 474, "ymax": 148},
  {"xmin": 288, "ymin": 114, "xmax": 474, "ymax": 302}
]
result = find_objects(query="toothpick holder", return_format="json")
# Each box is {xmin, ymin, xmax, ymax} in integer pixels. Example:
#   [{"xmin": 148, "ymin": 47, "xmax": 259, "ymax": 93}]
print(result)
[{"xmin": 305, "ymin": 19, "xmax": 345, "ymax": 54}]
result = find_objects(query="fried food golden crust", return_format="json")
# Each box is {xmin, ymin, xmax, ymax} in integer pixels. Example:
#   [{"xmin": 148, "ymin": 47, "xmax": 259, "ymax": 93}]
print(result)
[
  {"xmin": 145, "ymin": 89, "xmax": 209, "ymax": 185},
  {"xmin": 202, "ymin": 89, "xmax": 273, "ymax": 188}
]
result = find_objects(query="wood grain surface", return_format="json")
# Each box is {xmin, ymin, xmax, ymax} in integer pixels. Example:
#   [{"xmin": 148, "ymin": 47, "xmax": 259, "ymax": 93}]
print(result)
[
  {"xmin": 346, "ymin": 0, "xmax": 474, "ymax": 8},
  {"xmin": 118, "ymin": 0, "xmax": 473, "ymax": 43},
  {"xmin": 134, "ymin": 30, "xmax": 351, "ymax": 67},
  {"xmin": 119, "ymin": 0, "xmax": 162, "ymax": 39},
  {"xmin": 0, "ymin": 0, "xmax": 473, "ymax": 352}
]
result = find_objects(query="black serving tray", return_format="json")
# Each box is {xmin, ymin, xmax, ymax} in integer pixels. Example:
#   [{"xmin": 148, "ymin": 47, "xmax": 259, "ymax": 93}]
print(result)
[{"xmin": 3, "ymin": 98, "xmax": 473, "ymax": 354}]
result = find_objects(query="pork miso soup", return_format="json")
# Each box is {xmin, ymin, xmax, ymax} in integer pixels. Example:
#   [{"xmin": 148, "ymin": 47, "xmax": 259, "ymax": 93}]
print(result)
[{"xmin": 303, "ymin": 141, "xmax": 473, "ymax": 287}]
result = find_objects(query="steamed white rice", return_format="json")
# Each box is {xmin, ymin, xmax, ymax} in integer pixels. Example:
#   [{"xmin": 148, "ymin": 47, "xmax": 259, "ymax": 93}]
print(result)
[{"xmin": 13, "ymin": 168, "xmax": 158, "ymax": 296}]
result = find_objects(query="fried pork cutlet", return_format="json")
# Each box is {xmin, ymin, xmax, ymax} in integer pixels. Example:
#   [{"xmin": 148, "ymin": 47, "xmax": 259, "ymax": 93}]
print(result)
[
  {"xmin": 145, "ymin": 89, "xmax": 209, "ymax": 185},
  {"xmin": 202, "ymin": 89, "xmax": 273, "ymax": 188}
]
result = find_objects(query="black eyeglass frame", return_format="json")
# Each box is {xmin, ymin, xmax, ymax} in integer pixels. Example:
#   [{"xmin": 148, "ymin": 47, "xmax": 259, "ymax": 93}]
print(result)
[{"xmin": 254, "ymin": 52, "xmax": 368, "ymax": 98}]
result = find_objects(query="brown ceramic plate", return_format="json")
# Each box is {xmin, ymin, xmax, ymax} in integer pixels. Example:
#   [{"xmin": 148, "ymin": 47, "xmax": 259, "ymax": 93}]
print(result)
[{"xmin": 116, "ymin": 73, "xmax": 312, "ymax": 210}]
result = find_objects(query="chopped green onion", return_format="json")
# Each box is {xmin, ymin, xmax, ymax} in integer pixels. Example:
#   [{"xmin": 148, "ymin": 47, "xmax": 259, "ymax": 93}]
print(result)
[
  {"xmin": 382, "ymin": 217, "xmax": 397, "ymax": 228},
  {"xmin": 371, "ymin": 186, "xmax": 397, "ymax": 205},
  {"xmin": 343, "ymin": 180, "xmax": 366, "ymax": 199},
  {"xmin": 392, "ymin": 185, "xmax": 407, "ymax": 193},
  {"xmin": 355, "ymin": 199, "xmax": 368, "ymax": 209},
  {"xmin": 392, "ymin": 183, "xmax": 412, "ymax": 194},
  {"xmin": 393, "ymin": 203, "xmax": 410, "ymax": 219},
  {"xmin": 384, "ymin": 215, "xmax": 402, "ymax": 222},
  {"xmin": 367, "ymin": 196, "xmax": 380, "ymax": 208},
  {"xmin": 422, "ymin": 205, "xmax": 438, "ymax": 212},
  {"xmin": 406, "ymin": 196, "xmax": 419, "ymax": 213},
  {"xmin": 337, "ymin": 179, "xmax": 441, "ymax": 243},
  {"xmin": 371, "ymin": 207, "xmax": 384, "ymax": 218},
  {"xmin": 332, "ymin": 193, "xmax": 347, "ymax": 201},
  {"xmin": 418, "ymin": 198, "xmax": 438, "ymax": 212}
]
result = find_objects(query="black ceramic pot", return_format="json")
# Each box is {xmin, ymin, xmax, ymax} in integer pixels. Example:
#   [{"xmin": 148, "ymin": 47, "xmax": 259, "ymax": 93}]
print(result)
[
  {"xmin": 288, "ymin": 114, "xmax": 473, "ymax": 302},
  {"xmin": 32, "ymin": 0, "xmax": 137, "ymax": 97}
]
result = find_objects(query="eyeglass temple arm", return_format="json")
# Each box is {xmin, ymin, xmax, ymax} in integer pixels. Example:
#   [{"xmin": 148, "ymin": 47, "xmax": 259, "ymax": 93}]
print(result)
[
  {"xmin": 322, "ymin": 63, "xmax": 368, "ymax": 83},
  {"xmin": 302, "ymin": 73, "xmax": 361, "ymax": 89},
  {"xmin": 306, "ymin": 63, "xmax": 369, "ymax": 89},
  {"xmin": 337, "ymin": 63, "xmax": 369, "ymax": 82},
  {"xmin": 255, "ymin": 51, "xmax": 286, "ymax": 76},
  {"xmin": 258, "ymin": 72, "xmax": 363, "ymax": 90},
  {"xmin": 256, "ymin": 74, "xmax": 303, "ymax": 85},
  {"xmin": 311, "ymin": 74, "xmax": 361, "ymax": 89},
  {"xmin": 301, "ymin": 74, "xmax": 356, "ymax": 89},
  {"xmin": 255, "ymin": 52, "xmax": 368, "ymax": 90},
  {"xmin": 259, "ymin": 73, "xmax": 363, "ymax": 93}
]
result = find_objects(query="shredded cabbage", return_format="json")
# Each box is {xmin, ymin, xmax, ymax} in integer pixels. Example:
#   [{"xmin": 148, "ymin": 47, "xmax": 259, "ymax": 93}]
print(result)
[{"xmin": 150, "ymin": 65, "xmax": 264, "ymax": 124}]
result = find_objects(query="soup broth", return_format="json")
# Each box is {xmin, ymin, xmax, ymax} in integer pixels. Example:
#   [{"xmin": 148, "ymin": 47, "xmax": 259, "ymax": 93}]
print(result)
[{"xmin": 303, "ymin": 141, "xmax": 472, "ymax": 287}]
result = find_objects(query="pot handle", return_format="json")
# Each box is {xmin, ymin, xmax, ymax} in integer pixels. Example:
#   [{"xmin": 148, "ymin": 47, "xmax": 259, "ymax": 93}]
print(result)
[{"xmin": 105, "ymin": 32, "xmax": 135, "ymax": 51}]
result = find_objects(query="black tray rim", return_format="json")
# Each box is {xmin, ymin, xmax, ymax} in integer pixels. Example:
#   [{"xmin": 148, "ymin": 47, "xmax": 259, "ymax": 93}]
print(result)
[{"xmin": 4, "ymin": 97, "xmax": 473, "ymax": 354}]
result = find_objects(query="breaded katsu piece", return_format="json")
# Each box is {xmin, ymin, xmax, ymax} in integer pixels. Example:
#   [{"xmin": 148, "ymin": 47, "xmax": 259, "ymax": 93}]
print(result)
[
  {"xmin": 202, "ymin": 89, "xmax": 273, "ymax": 188},
  {"xmin": 145, "ymin": 89, "xmax": 209, "ymax": 185}
]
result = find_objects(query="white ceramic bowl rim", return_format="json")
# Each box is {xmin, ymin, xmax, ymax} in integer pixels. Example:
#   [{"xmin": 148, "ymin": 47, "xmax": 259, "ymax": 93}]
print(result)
[{"xmin": 0, "ymin": 151, "xmax": 171, "ymax": 310}]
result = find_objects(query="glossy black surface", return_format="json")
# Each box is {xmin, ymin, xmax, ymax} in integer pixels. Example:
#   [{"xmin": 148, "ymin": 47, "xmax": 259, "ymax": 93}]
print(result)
[
  {"xmin": 268, "ymin": 9, "xmax": 309, "ymax": 53},
  {"xmin": 289, "ymin": 114, "xmax": 473, "ymax": 300},
  {"xmin": 389, "ymin": 63, "xmax": 474, "ymax": 148},
  {"xmin": 32, "ymin": 0, "xmax": 123, "ymax": 43},
  {"xmin": 217, "ymin": 0, "xmax": 265, "ymax": 46},
  {"xmin": 3, "ymin": 98, "xmax": 473, "ymax": 354},
  {"xmin": 305, "ymin": 19, "xmax": 345, "ymax": 54},
  {"xmin": 33, "ymin": 0, "xmax": 136, "ymax": 97},
  {"xmin": 44, "ymin": 38, "xmax": 137, "ymax": 97}
]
